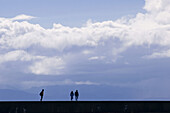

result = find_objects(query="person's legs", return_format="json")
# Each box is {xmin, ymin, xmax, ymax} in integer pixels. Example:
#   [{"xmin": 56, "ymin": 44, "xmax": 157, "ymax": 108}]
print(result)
[
  {"xmin": 75, "ymin": 96, "xmax": 78, "ymax": 101},
  {"xmin": 40, "ymin": 96, "xmax": 43, "ymax": 101}
]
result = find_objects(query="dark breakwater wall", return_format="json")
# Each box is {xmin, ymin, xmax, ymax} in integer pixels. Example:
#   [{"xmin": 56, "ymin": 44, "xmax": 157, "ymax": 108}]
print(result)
[{"xmin": 1, "ymin": 101, "xmax": 170, "ymax": 113}]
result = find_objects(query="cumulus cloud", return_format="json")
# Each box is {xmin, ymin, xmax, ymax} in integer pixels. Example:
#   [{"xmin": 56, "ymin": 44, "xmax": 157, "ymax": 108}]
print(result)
[
  {"xmin": 0, "ymin": 50, "xmax": 43, "ymax": 64},
  {"xmin": 0, "ymin": 0, "xmax": 170, "ymax": 89},
  {"xmin": 143, "ymin": 0, "xmax": 170, "ymax": 24},
  {"xmin": 29, "ymin": 57, "xmax": 65, "ymax": 75},
  {"xmin": 143, "ymin": 0, "xmax": 163, "ymax": 12},
  {"xmin": 144, "ymin": 0, "xmax": 170, "ymax": 12}
]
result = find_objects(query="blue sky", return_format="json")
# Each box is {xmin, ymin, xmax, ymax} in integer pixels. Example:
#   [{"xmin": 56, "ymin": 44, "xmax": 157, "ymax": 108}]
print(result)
[
  {"xmin": 0, "ymin": 0, "xmax": 170, "ymax": 101},
  {"xmin": 0, "ymin": 0, "xmax": 145, "ymax": 27}
]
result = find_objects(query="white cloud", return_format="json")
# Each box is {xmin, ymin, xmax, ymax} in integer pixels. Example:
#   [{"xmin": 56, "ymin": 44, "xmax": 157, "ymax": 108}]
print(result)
[
  {"xmin": 21, "ymin": 79, "xmax": 99, "ymax": 89},
  {"xmin": 88, "ymin": 56, "xmax": 99, "ymax": 60},
  {"xmin": 75, "ymin": 81, "xmax": 99, "ymax": 85},
  {"xmin": 0, "ymin": 19, "xmax": 128, "ymax": 50},
  {"xmin": 0, "ymin": 50, "xmax": 43, "ymax": 64},
  {"xmin": 29, "ymin": 57, "xmax": 65, "ymax": 75},
  {"xmin": 143, "ymin": 0, "xmax": 170, "ymax": 24},
  {"xmin": 82, "ymin": 50, "xmax": 93, "ymax": 55},
  {"xmin": 143, "ymin": 50, "xmax": 170, "ymax": 59},
  {"xmin": 21, "ymin": 80, "xmax": 72, "ymax": 89},
  {"xmin": 143, "ymin": 0, "xmax": 163, "ymax": 12},
  {"xmin": 144, "ymin": 0, "xmax": 170, "ymax": 12},
  {"xmin": 11, "ymin": 14, "xmax": 35, "ymax": 21},
  {"xmin": 88, "ymin": 56, "xmax": 105, "ymax": 61}
]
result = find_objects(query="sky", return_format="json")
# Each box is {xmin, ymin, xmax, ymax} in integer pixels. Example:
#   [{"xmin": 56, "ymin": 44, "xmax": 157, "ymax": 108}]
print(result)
[{"xmin": 0, "ymin": 0, "xmax": 170, "ymax": 101}]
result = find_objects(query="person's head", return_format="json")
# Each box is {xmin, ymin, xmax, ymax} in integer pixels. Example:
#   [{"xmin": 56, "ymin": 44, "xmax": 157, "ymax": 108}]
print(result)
[
  {"xmin": 76, "ymin": 90, "xmax": 78, "ymax": 92},
  {"xmin": 42, "ymin": 89, "xmax": 44, "ymax": 91}
]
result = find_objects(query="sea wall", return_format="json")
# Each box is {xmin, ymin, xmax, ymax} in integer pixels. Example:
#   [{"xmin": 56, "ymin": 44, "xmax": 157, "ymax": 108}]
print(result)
[{"xmin": 0, "ymin": 101, "xmax": 170, "ymax": 113}]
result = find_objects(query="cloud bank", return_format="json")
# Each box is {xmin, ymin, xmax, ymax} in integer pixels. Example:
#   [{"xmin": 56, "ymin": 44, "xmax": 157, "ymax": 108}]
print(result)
[{"xmin": 0, "ymin": 0, "xmax": 170, "ymax": 91}]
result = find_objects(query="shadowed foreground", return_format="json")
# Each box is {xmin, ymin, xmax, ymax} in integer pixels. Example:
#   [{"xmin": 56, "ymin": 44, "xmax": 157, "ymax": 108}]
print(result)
[{"xmin": 1, "ymin": 101, "xmax": 170, "ymax": 113}]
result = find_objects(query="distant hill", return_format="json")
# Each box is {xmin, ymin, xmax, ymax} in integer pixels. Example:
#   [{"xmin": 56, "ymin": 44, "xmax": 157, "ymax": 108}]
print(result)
[{"xmin": 0, "ymin": 89, "xmax": 37, "ymax": 101}]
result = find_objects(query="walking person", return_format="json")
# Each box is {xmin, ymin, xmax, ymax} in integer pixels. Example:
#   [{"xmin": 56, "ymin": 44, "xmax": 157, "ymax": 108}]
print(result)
[
  {"xmin": 39, "ymin": 89, "xmax": 44, "ymax": 101},
  {"xmin": 75, "ymin": 90, "xmax": 79, "ymax": 101},
  {"xmin": 70, "ymin": 91, "xmax": 74, "ymax": 101}
]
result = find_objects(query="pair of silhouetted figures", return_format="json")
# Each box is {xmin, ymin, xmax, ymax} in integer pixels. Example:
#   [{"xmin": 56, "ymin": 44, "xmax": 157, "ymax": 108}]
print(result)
[
  {"xmin": 70, "ymin": 90, "xmax": 79, "ymax": 101},
  {"xmin": 39, "ymin": 89, "xmax": 79, "ymax": 101}
]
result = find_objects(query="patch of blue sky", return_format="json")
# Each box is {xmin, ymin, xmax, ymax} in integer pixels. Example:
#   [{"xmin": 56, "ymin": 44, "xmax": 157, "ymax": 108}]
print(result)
[{"xmin": 0, "ymin": 0, "xmax": 145, "ymax": 28}]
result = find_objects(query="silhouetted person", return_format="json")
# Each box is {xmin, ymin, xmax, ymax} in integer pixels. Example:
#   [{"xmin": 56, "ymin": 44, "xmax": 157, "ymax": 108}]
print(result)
[
  {"xmin": 70, "ymin": 91, "xmax": 74, "ymax": 101},
  {"xmin": 39, "ymin": 89, "xmax": 44, "ymax": 101},
  {"xmin": 75, "ymin": 90, "xmax": 79, "ymax": 101}
]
